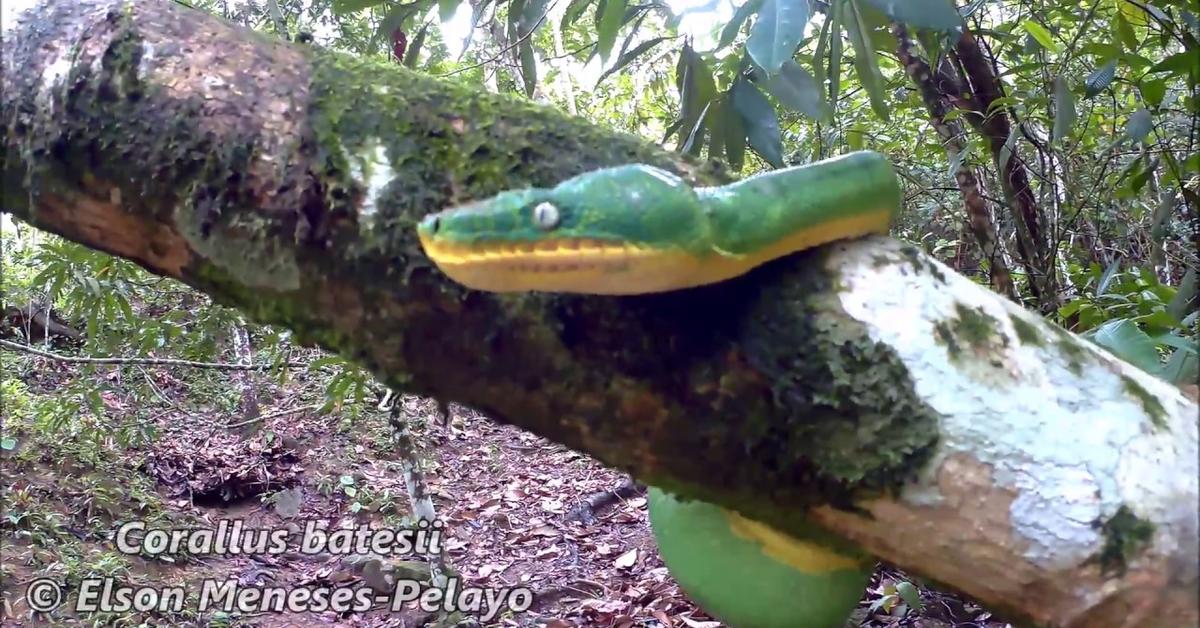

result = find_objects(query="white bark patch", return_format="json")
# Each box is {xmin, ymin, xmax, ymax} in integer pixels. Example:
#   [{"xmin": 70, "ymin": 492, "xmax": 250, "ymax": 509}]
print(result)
[
  {"xmin": 38, "ymin": 54, "xmax": 72, "ymax": 105},
  {"xmin": 352, "ymin": 141, "xmax": 393, "ymax": 222},
  {"xmin": 136, "ymin": 41, "xmax": 155, "ymax": 80},
  {"xmin": 831, "ymin": 237, "xmax": 1198, "ymax": 571}
]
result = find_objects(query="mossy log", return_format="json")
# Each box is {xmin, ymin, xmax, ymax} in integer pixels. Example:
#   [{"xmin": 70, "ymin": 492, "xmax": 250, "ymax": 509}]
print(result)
[{"xmin": 2, "ymin": 2, "xmax": 1196, "ymax": 626}]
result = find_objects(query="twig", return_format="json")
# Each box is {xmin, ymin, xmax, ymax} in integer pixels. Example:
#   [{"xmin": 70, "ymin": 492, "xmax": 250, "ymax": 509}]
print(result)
[
  {"xmin": 0, "ymin": 338, "xmax": 307, "ymax": 370},
  {"xmin": 222, "ymin": 403, "xmax": 322, "ymax": 430},
  {"xmin": 436, "ymin": 0, "xmax": 559, "ymax": 77}
]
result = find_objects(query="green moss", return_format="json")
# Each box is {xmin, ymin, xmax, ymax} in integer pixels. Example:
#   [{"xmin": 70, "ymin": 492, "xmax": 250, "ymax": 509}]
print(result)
[
  {"xmin": 1009, "ymin": 315, "xmax": 1044, "ymax": 347},
  {"xmin": 1121, "ymin": 375, "xmax": 1168, "ymax": 430},
  {"xmin": 953, "ymin": 303, "xmax": 1007, "ymax": 351},
  {"xmin": 933, "ymin": 320, "xmax": 962, "ymax": 357},
  {"xmin": 1092, "ymin": 505, "xmax": 1155, "ymax": 576}
]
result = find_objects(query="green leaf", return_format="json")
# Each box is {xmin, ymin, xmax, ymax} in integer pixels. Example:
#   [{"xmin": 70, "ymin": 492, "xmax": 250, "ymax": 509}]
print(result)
[
  {"xmin": 403, "ymin": 23, "xmax": 429, "ymax": 68},
  {"xmin": 597, "ymin": 0, "xmax": 628, "ymax": 63},
  {"xmin": 675, "ymin": 44, "xmax": 717, "ymax": 150},
  {"xmin": 1149, "ymin": 50, "xmax": 1200, "ymax": 80},
  {"xmin": 1021, "ymin": 20, "xmax": 1058, "ymax": 52},
  {"xmin": 765, "ymin": 60, "xmax": 832, "ymax": 121},
  {"xmin": 560, "ymin": 0, "xmax": 593, "ymax": 30},
  {"xmin": 731, "ymin": 78, "xmax": 785, "ymax": 168},
  {"xmin": 1084, "ymin": 60, "xmax": 1117, "ymax": 98},
  {"xmin": 746, "ymin": 0, "xmax": 812, "ymax": 76},
  {"xmin": 595, "ymin": 37, "xmax": 670, "ymax": 87},
  {"xmin": 520, "ymin": 0, "xmax": 551, "ymax": 33},
  {"xmin": 724, "ymin": 97, "xmax": 748, "ymax": 171},
  {"xmin": 895, "ymin": 581, "xmax": 923, "ymax": 611},
  {"xmin": 1161, "ymin": 346, "xmax": 1199, "ymax": 386},
  {"xmin": 1167, "ymin": 268, "xmax": 1197, "ymax": 324},
  {"xmin": 519, "ymin": 40, "xmax": 537, "ymax": 97},
  {"xmin": 847, "ymin": 0, "xmax": 889, "ymax": 120},
  {"xmin": 1114, "ymin": 13, "xmax": 1139, "ymax": 51},
  {"xmin": 811, "ymin": 9, "xmax": 830, "ymax": 95},
  {"xmin": 1086, "ymin": 319, "xmax": 1160, "ymax": 373},
  {"xmin": 718, "ymin": 0, "xmax": 764, "ymax": 51},
  {"xmin": 860, "ymin": 0, "xmax": 961, "ymax": 32},
  {"xmin": 682, "ymin": 102, "xmax": 713, "ymax": 156},
  {"xmin": 333, "ymin": 0, "xmax": 388, "ymax": 14},
  {"xmin": 1139, "ymin": 78, "xmax": 1167, "ymax": 108},
  {"xmin": 829, "ymin": 0, "xmax": 844, "ymax": 105},
  {"xmin": 1051, "ymin": 77, "xmax": 1075, "ymax": 145},
  {"xmin": 997, "ymin": 123, "xmax": 1019, "ymax": 172},
  {"xmin": 439, "ymin": 0, "xmax": 460, "ymax": 22},
  {"xmin": 1125, "ymin": 108, "xmax": 1152, "ymax": 143},
  {"xmin": 508, "ymin": 0, "xmax": 528, "ymax": 39},
  {"xmin": 0, "ymin": 437, "xmax": 15, "ymax": 451}
]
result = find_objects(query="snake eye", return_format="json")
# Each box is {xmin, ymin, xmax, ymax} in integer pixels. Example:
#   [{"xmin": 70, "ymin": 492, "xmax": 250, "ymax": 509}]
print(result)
[{"xmin": 532, "ymin": 202, "xmax": 561, "ymax": 230}]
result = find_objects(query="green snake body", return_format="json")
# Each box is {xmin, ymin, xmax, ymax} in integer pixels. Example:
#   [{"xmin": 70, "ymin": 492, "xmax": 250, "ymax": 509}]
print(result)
[
  {"xmin": 417, "ymin": 150, "xmax": 901, "ymax": 294},
  {"xmin": 418, "ymin": 151, "xmax": 899, "ymax": 627}
]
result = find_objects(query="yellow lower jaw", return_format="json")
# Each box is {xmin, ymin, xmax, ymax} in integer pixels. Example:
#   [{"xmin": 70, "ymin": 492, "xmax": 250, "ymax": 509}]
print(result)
[{"xmin": 418, "ymin": 210, "xmax": 892, "ymax": 295}]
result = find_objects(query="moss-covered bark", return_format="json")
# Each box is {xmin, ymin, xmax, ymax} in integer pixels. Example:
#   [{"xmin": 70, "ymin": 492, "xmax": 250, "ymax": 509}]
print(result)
[{"xmin": 1, "ymin": 0, "xmax": 938, "ymax": 539}]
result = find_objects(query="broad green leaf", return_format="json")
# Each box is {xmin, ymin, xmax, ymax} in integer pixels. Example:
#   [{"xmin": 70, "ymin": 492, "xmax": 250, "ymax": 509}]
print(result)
[
  {"xmin": 811, "ymin": 10, "xmax": 830, "ymax": 95},
  {"xmin": 1161, "ymin": 346, "xmax": 1199, "ymax": 386},
  {"xmin": 718, "ymin": 0, "xmax": 764, "ymax": 51},
  {"xmin": 519, "ymin": 40, "xmax": 537, "ymax": 97},
  {"xmin": 1115, "ymin": 13, "xmax": 1139, "ymax": 51},
  {"xmin": 675, "ymin": 44, "xmax": 717, "ymax": 150},
  {"xmin": 746, "ymin": 0, "xmax": 813, "ymax": 75},
  {"xmin": 1086, "ymin": 319, "xmax": 1160, "ymax": 373},
  {"xmin": 508, "ymin": 0, "xmax": 528, "ymax": 39},
  {"xmin": 560, "ymin": 0, "xmax": 593, "ymax": 30},
  {"xmin": 1096, "ymin": 258, "xmax": 1122, "ymax": 296},
  {"xmin": 846, "ymin": 123, "xmax": 866, "ymax": 150},
  {"xmin": 682, "ymin": 102, "xmax": 713, "ymax": 156},
  {"xmin": 333, "ymin": 0, "xmax": 388, "ymax": 14},
  {"xmin": 765, "ymin": 60, "xmax": 832, "ymax": 120},
  {"xmin": 1139, "ymin": 78, "xmax": 1167, "ymax": 108},
  {"xmin": 1149, "ymin": 50, "xmax": 1200, "ymax": 80},
  {"xmin": 0, "ymin": 437, "xmax": 15, "ymax": 451},
  {"xmin": 724, "ymin": 97, "xmax": 748, "ymax": 171},
  {"xmin": 1051, "ymin": 77, "xmax": 1075, "ymax": 144},
  {"xmin": 707, "ymin": 97, "xmax": 728, "ymax": 161},
  {"xmin": 1167, "ymin": 268, "xmax": 1197, "ymax": 324},
  {"xmin": 829, "ymin": 0, "xmax": 844, "ymax": 104},
  {"xmin": 896, "ymin": 581, "xmax": 923, "ymax": 611},
  {"xmin": 439, "ymin": 0, "xmax": 459, "ymax": 22},
  {"xmin": 861, "ymin": 0, "xmax": 961, "ymax": 32},
  {"xmin": 597, "ymin": 0, "xmax": 628, "ymax": 63},
  {"xmin": 520, "ymin": 0, "xmax": 552, "ymax": 34},
  {"xmin": 595, "ymin": 37, "xmax": 670, "ymax": 87},
  {"xmin": 847, "ymin": 0, "xmax": 889, "ymax": 120},
  {"xmin": 403, "ymin": 23, "xmax": 429, "ymax": 68},
  {"xmin": 1021, "ymin": 19, "xmax": 1058, "ymax": 52},
  {"xmin": 731, "ymin": 78, "xmax": 785, "ymax": 168},
  {"xmin": 1084, "ymin": 60, "xmax": 1117, "ymax": 98},
  {"xmin": 997, "ymin": 123, "xmax": 1019, "ymax": 172},
  {"xmin": 1125, "ymin": 108, "xmax": 1152, "ymax": 143}
]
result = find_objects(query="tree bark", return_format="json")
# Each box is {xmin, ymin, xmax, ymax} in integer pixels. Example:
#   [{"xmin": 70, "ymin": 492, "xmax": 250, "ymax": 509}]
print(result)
[
  {"xmin": 892, "ymin": 24, "xmax": 1018, "ymax": 302},
  {"xmin": 2, "ymin": 2, "xmax": 1197, "ymax": 626}
]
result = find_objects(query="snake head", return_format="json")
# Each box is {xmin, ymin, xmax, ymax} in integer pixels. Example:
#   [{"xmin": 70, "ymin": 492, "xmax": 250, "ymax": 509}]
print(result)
[{"xmin": 417, "ymin": 165, "xmax": 711, "ymax": 294}]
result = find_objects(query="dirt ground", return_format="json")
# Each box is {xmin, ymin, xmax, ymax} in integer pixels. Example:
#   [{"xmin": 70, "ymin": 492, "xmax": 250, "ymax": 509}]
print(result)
[{"xmin": 1, "ymin": 357, "xmax": 1010, "ymax": 627}]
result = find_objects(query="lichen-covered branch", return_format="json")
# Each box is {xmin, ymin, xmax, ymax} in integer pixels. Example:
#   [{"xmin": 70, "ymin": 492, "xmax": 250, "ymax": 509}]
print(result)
[{"xmin": 2, "ymin": 2, "xmax": 1196, "ymax": 626}]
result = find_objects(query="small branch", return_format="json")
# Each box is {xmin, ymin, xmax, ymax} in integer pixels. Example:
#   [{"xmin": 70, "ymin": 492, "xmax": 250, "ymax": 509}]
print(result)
[{"xmin": 0, "ymin": 338, "xmax": 308, "ymax": 370}]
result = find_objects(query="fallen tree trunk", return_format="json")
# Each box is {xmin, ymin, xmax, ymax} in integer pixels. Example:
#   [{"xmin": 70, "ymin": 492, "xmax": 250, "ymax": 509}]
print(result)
[{"xmin": 2, "ymin": 2, "xmax": 1196, "ymax": 626}]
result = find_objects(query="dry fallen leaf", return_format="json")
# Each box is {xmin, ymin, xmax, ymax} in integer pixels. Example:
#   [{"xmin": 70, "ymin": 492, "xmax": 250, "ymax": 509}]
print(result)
[{"xmin": 614, "ymin": 548, "xmax": 638, "ymax": 569}]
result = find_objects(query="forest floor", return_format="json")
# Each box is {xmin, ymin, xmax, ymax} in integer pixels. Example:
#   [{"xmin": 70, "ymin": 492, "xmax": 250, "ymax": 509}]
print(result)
[{"xmin": 1, "ymin": 347, "xmax": 1011, "ymax": 628}]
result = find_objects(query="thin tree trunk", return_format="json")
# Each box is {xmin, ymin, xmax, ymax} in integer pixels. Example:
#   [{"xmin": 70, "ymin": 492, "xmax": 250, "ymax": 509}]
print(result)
[{"xmin": 893, "ymin": 24, "xmax": 1018, "ymax": 302}]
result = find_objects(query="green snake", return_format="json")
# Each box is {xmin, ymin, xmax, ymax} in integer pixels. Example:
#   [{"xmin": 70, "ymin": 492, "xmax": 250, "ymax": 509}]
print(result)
[
  {"xmin": 418, "ymin": 151, "xmax": 902, "ymax": 627},
  {"xmin": 417, "ymin": 150, "xmax": 899, "ymax": 295}
]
